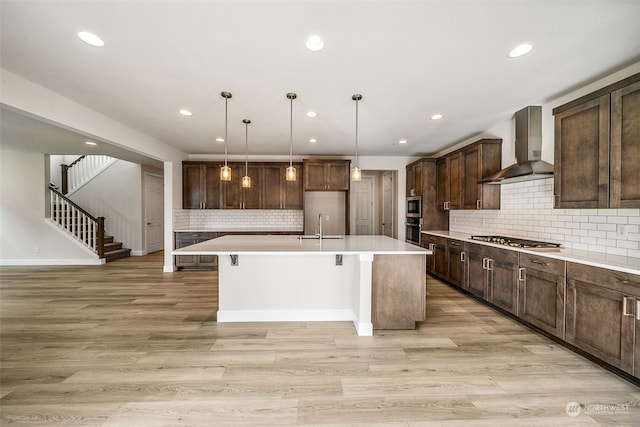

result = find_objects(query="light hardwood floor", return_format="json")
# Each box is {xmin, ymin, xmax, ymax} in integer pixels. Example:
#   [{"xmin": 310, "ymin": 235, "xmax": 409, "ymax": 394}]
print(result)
[{"xmin": 1, "ymin": 252, "xmax": 639, "ymax": 426}]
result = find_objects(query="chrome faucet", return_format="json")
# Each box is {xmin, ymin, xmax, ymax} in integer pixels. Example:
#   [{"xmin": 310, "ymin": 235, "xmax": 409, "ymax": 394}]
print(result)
[{"xmin": 318, "ymin": 213, "xmax": 323, "ymax": 240}]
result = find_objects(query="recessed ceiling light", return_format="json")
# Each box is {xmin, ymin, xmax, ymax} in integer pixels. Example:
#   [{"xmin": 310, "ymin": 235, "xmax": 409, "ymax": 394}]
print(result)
[
  {"xmin": 398, "ymin": 139, "xmax": 408, "ymax": 144},
  {"xmin": 77, "ymin": 31, "xmax": 104, "ymax": 47},
  {"xmin": 305, "ymin": 34, "xmax": 324, "ymax": 52},
  {"xmin": 309, "ymin": 138, "xmax": 318, "ymax": 143},
  {"xmin": 508, "ymin": 43, "xmax": 533, "ymax": 58},
  {"xmin": 430, "ymin": 113, "xmax": 444, "ymax": 120},
  {"xmin": 215, "ymin": 137, "xmax": 224, "ymax": 143},
  {"xmin": 85, "ymin": 141, "xmax": 97, "ymax": 146},
  {"xmin": 306, "ymin": 111, "xmax": 318, "ymax": 118},
  {"xmin": 179, "ymin": 109, "xmax": 193, "ymax": 116}
]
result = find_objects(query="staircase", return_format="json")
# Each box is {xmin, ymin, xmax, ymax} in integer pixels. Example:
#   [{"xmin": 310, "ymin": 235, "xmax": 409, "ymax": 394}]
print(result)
[
  {"xmin": 104, "ymin": 236, "xmax": 131, "ymax": 262},
  {"xmin": 49, "ymin": 186, "xmax": 131, "ymax": 263}
]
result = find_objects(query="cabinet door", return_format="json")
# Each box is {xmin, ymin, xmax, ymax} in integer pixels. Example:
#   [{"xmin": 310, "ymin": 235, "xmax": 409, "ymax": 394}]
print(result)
[
  {"xmin": 447, "ymin": 240, "xmax": 465, "ymax": 288},
  {"xmin": 466, "ymin": 250, "xmax": 486, "ymax": 298},
  {"xmin": 566, "ymin": 279, "xmax": 634, "ymax": 373},
  {"xmin": 203, "ymin": 164, "xmax": 221, "ymax": 209},
  {"xmin": 327, "ymin": 162, "xmax": 349, "ymax": 190},
  {"xmin": 221, "ymin": 163, "xmax": 242, "ymax": 209},
  {"xmin": 406, "ymin": 165, "xmax": 415, "ymax": 196},
  {"xmin": 283, "ymin": 163, "xmax": 303, "ymax": 209},
  {"xmin": 554, "ymin": 94, "xmax": 610, "ymax": 208},
  {"xmin": 635, "ymin": 297, "xmax": 640, "ymax": 377},
  {"xmin": 262, "ymin": 164, "xmax": 283, "ymax": 209},
  {"xmin": 182, "ymin": 163, "xmax": 204, "ymax": 209},
  {"xmin": 448, "ymin": 153, "xmax": 462, "ymax": 209},
  {"xmin": 241, "ymin": 164, "xmax": 261, "ymax": 209},
  {"xmin": 304, "ymin": 163, "xmax": 328, "ymax": 190},
  {"xmin": 433, "ymin": 242, "xmax": 447, "ymax": 279},
  {"xmin": 518, "ymin": 268, "xmax": 565, "ymax": 339},
  {"xmin": 422, "ymin": 239, "xmax": 435, "ymax": 274},
  {"xmin": 462, "ymin": 146, "xmax": 481, "ymax": 209},
  {"xmin": 488, "ymin": 256, "xmax": 518, "ymax": 315},
  {"xmin": 610, "ymin": 80, "xmax": 640, "ymax": 208},
  {"xmin": 436, "ymin": 158, "xmax": 449, "ymax": 211}
]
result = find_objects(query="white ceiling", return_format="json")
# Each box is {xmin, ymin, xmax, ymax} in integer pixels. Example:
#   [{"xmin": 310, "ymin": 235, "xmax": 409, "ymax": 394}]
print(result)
[{"xmin": 1, "ymin": 1, "xmax": 640, "ymax": 160}]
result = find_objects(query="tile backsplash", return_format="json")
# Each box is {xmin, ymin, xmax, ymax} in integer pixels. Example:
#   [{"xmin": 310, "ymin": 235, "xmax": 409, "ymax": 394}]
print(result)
[
  {"xmin": 174, "ymin": 209, "xmax": 304, "ymax": 231},
  {"xmin": 450, "ymin": 178, "xmax": 640, "ymax": 258}
]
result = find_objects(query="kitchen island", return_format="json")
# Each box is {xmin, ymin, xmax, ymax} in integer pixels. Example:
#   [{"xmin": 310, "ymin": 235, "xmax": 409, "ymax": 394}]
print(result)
[{"xmin": 173, "ymin": 234, "xmax": 429, "ymax": 336}]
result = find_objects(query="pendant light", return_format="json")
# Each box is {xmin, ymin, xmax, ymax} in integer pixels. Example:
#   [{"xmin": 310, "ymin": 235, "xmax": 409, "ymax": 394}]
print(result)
[
  {"xmin": 285, "ymin": 92, "xmax": 297, "ymax": 181},
  {"xmin": 351, "ymin": 94, "xmax": 363, "ymax": 181},
  {"xmin": 242, "ymin": 119, "xmax": 251, "ymax": 188},
  {"xmin": 220, "ymin": 91, "xmax": 232, "ymax": 181}
]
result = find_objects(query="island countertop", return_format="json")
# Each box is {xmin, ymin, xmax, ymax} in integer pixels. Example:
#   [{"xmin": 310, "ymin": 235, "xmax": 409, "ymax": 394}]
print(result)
[{"xmin": 173, "ymin": 234, "xmax": 429, "ymax": 256}]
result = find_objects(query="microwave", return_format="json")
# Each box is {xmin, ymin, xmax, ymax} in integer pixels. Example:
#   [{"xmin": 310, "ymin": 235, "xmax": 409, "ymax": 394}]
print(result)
[{"xmin": 406, "ymin": 196, "xmax": 422, "ymax": 218}]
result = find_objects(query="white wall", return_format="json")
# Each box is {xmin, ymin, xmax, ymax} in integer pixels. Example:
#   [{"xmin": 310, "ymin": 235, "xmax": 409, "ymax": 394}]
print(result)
[
  {"xmin": 69, "ymin": 160, "xmax": 144, "ymax": 253},
  {"xmin": 0, "ymin": 144, "xmax": 99, "ymax": 264},
  {"xmin": 448, "ymin": 62, "xmax": 640, "ymax": 258},
  {"xmin": 1, "ymin": 69, "xmax": 187, "ymax": 267}
]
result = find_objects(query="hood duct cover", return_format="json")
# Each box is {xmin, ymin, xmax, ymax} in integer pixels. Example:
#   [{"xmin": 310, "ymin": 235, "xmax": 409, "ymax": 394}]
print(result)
[{"xmin": 482, "ymin": 105, "xmax": 554, "ymax": 184}]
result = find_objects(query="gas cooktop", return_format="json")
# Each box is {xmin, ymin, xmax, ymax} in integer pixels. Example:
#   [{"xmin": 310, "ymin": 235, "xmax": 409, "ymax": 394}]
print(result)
[{"xmin": 470, "ymin": 235, "xmax": 561, "ymax": 250}]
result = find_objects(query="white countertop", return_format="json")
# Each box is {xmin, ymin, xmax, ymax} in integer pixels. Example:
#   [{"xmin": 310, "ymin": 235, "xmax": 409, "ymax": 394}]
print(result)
[
  {"xmin": 173, "ymin": 234, "xmax": 429, "ymax": 256},
  {"xmin": 175, "ymin": 227, "xmax": 303, "ymax": 233},
  {"xmin": 422, "ymin": 230, "xmax": 640, "ymax": 275}
]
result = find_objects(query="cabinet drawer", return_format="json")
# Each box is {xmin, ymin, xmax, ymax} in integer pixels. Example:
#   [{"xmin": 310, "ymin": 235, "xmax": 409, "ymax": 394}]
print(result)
[
  {"xmin": 447, "ymin": 238, "xmax": 464, "ymax": 249},
  {"xmin": 567, "ymin": 262, "xmax": 640, "ymax": 294},
  {"xmin": 423, "ymin": 234, "xmax": 447, "ymax": 247},
  {"xmin": 519, "ymin": 253, "xmax": 565, "ymax": 276}
]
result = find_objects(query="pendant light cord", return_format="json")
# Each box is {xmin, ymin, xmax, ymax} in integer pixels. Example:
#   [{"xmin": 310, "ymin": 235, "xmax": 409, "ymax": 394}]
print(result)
[
  {"xmin": 289, "ymin": 97, "xmax": 293, "ymax": 167},
  {"xmin": 244, "ymin": 121, "xmax": 249, "ymax": 175},
  {"xmin": 355, "ymin": 96, "xmax": 359, "ymax": 168}
]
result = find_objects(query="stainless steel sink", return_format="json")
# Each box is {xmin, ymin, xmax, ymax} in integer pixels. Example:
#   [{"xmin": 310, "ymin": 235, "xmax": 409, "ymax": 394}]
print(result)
[{"xmin": 298, "ymin": 235, "xmax": 344, "ymax": 240}]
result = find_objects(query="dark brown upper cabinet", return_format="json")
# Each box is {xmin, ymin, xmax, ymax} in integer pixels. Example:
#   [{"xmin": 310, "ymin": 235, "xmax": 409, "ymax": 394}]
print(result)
[
  {"xmin": 303, "ymin": 159, "xmax": 350, "ymax": 191},
  {"xmin": 182, "ymin": 162, "xmax": 222, "ymax": 209},
  {"xmin": 553, "ymin": 73, "xmax": 640, "ymax": 209}
]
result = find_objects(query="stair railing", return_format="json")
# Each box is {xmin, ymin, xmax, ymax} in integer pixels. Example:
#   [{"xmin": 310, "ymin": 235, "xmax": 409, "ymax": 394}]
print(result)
[
  {"xmin": 61, "ymin": 155, "xmax": 116, "ymax": 195},
  {"xmin": 49, "ymin": 186, "xmax": 105, "ymax": 258}
]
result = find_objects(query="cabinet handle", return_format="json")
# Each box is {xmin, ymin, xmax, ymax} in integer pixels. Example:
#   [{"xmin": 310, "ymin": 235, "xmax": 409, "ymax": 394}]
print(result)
[
  {"xmin": 482, "ymin": 257, "xmax": 487, "ymax": 269},
  {"xmin": 637, "ymin": 300, "xmax": 640, "ymax": 321},
  {"xmin": 518, "ymin": 267, "xmax": 526, "ymax": 281},
  {"xmin": 486, "ymin": 258, "xmax": 493, "ymax": 271},
  {"xmin": 476, "ymin": 199, "xmax": 481, "ymax": 209},
  {"xmin": 623, "ymin": 296, "xmax": 634, "ymax": 316},
  {"xmin": 428, "ymin": 243, "xmax": 435, "ymax": 251},
  {"xmin": 460, "ymin": 251, "xmax": 465, "ymax": 262},
  {"xmin": 531, "ymin": 260, "xmax": 547, "ymax": 266}
]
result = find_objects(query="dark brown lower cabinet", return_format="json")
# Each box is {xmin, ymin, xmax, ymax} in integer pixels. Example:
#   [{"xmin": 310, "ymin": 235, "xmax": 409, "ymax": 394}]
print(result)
[
  {"xmin": 517, "ymin": 254, "xmax": 566, "ymax": 339},
  {"xmin": 175, "ymin": 232, "xmax": 218, "ymax": 270},
  {"xmin": 485, "ymin": 248, "xmax": 519, "ymax": 315},
  {"xmin": 464, "ymin": 243, "xmax": 518, "ymax": 314},
  {"xmin": 447, "ymin": 239, "xmax": 465, "ymax": 288},
  {"xmin": 565, "ymin": 262, "xmax": 640, "ymax": 376},
  {"xmin": 465, "ymin": 243, "xmax": 486, "ymax": 298},
  {"xmin": 422, "ymin": 234, "xmax": 447, "ymax": 279}
]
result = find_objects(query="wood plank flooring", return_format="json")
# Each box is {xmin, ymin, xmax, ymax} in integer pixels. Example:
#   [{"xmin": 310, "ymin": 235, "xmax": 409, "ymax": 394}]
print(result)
[{"xmin": 1, "ymin": 252, "xmax": 639, "ymax": 426}]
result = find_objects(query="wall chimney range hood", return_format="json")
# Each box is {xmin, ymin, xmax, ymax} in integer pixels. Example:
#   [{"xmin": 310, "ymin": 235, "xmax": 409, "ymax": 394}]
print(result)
[{"xmin": 482, "ymin": 106, "xmax": 554, "ymax": 184}]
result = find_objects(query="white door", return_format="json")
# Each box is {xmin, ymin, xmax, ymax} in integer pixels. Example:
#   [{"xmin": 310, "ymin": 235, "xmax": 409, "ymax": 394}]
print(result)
[
  {"xmin": 382, "ymin": 172, "xmax": 394, "ymax": 237},
  {"xmin": 145, "ymin": 173, "xmax": 164, "ymax": 253},
  {"xmin": 354, "ymin": 176, "xmax": 374, "ymax": 235}
]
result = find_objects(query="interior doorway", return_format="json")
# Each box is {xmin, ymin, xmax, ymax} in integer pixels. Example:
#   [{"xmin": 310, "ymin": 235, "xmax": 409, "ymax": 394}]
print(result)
[
  {"xmin": 352, "ymin": 170, "xmax": 396, "ymax": 237},
  {"xmin": 145, "ymin": 173, "xmax": 164, "ymax": 253}
]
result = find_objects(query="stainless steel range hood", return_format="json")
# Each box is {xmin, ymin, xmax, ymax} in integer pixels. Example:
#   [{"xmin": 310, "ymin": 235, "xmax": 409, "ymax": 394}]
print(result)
[{"xmin": 482, "ymin": 106, "xmax": 554, "ymax": 184}]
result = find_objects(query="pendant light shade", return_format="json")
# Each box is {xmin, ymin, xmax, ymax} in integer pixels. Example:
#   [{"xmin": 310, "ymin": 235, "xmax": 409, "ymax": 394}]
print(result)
[
  {"xmin": 286, "ymin": 92, "xmax": 297, "ymax": 182},
  {"xmin": 220, "ymin": 91, "xmax": 232, "ymax": 181},
  {"xmin": 242, "ymin": 119, "xmax": 251, "ymax": 188},
  {"xmin": 351, "ymin": 94, "xmax": 363, "ymax": 181}
]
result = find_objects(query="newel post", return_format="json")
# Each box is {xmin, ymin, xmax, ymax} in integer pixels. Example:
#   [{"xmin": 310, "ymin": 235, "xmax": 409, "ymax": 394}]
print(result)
[
  {"xmin": 97, "ymin": 217, "xmax": 105, "ymax": 258},
  {"xmin": 61, "ymin": 164, "xmax": 69, "ymax": 194}
]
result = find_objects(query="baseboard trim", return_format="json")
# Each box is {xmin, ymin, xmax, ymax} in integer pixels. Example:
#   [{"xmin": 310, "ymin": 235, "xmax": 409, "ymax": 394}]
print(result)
[
  {"xmin": 0, "ymin": 258, "xmax": 105, "ymax": 266},
  {"xmin": 217, "ymin": 309, "xmax": 355, "ymax": 323}
]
